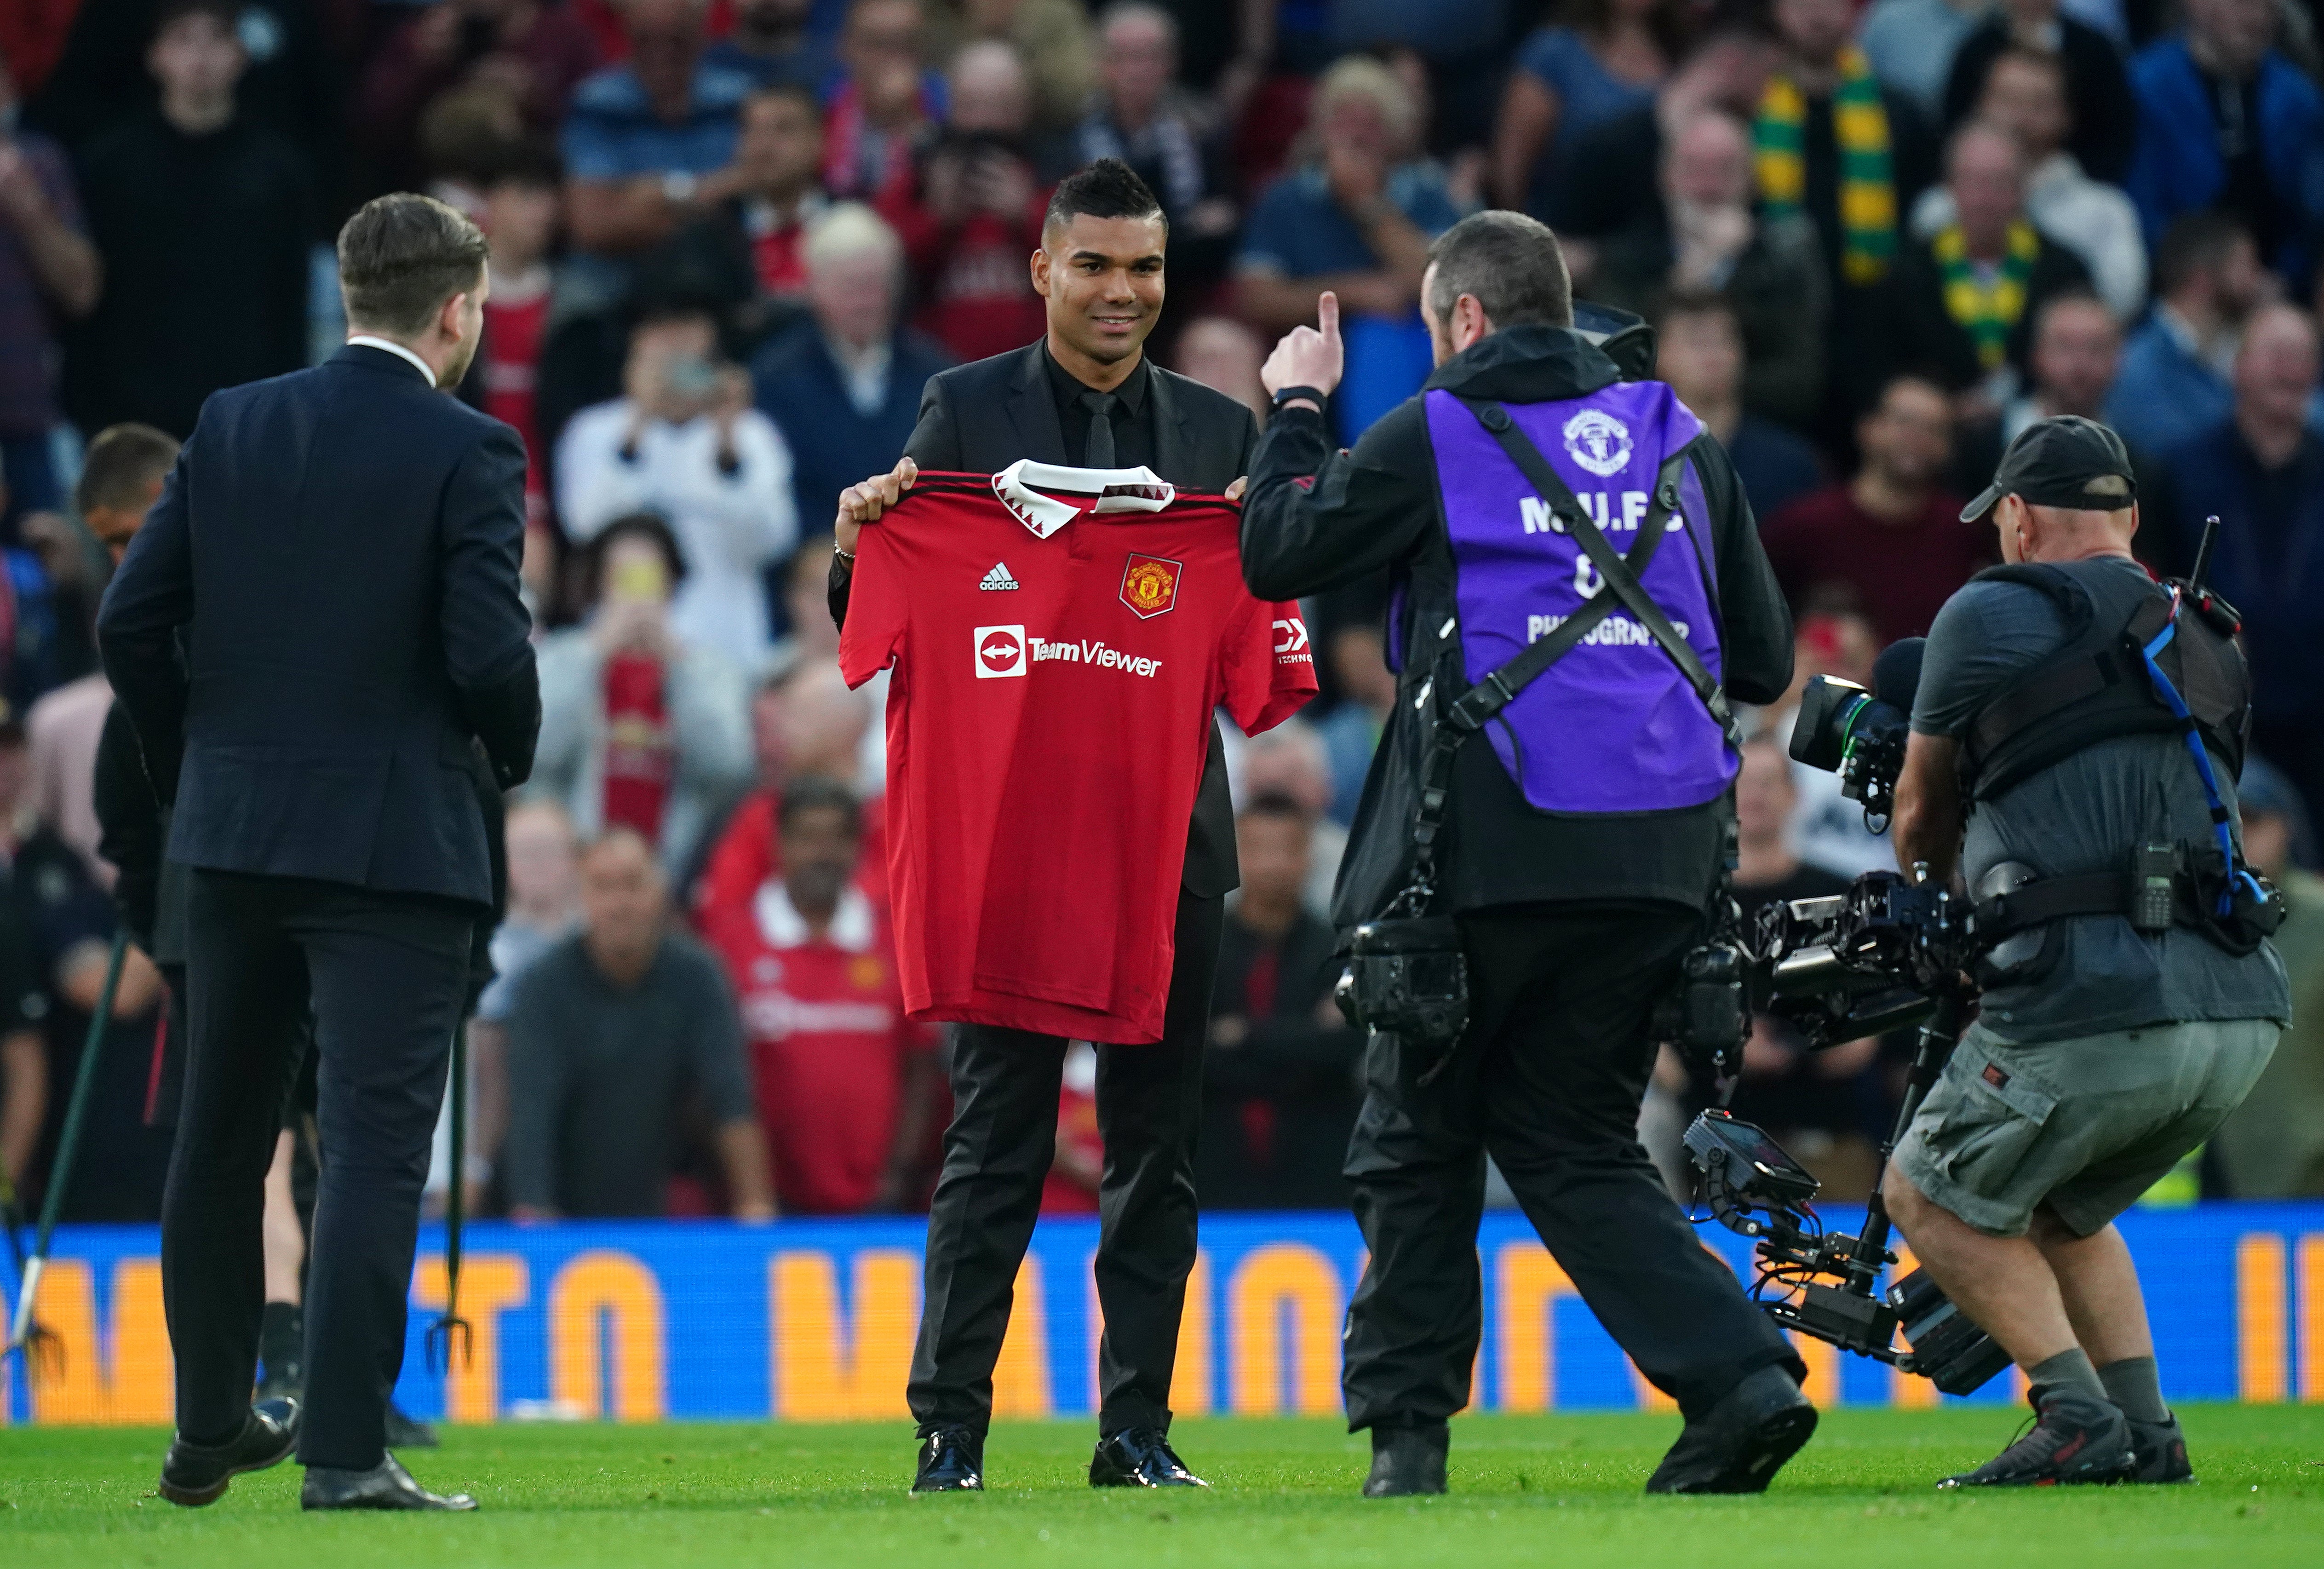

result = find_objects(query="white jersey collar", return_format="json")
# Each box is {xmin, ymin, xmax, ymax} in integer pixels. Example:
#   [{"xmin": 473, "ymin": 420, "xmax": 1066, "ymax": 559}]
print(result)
[
  {"xmin": 990, "ymin": 459, "xmax": 1175, "ymax": 538},
  {"xmin": 755, "ymin": 880, "xmax": 877, "ymax": 953}
]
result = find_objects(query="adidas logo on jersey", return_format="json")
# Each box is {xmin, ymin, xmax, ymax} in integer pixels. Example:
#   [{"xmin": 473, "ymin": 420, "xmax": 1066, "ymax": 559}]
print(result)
[{"xmin": 980, "ymin": 562, "xmax": 1020, "ymax": 591}]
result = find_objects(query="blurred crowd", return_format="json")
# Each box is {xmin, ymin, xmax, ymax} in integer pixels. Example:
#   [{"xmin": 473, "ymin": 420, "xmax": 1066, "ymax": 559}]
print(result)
[{"xmin": 3, "ymin": 0, "xmax": 2324, "ymax": 1227}]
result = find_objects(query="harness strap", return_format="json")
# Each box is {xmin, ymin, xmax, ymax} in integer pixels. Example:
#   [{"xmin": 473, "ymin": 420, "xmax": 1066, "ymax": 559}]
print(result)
[{"xmin": 2137, "ymin": 598, "xmax": 2252, "ymax": 916}]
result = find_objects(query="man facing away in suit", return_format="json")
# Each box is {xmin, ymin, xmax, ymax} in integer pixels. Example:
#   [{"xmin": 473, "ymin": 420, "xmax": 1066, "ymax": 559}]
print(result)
[
  {"xmin": 97, "ymin": 193, "xmax": 539, "ymax": 1513},
  {"xmin": 829, "ymin": 157, "xmax": 1260, "ymax": 1493}
]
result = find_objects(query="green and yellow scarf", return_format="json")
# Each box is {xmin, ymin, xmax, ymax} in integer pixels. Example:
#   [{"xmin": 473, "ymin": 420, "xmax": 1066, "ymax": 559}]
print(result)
[
  {"xmin": 1754, "ymin": 46, "xmax": 1894, "ymax": 286},
  {"xmin": 1936, "ymin": 219, "xmax": 2040, "ymax": 371}
]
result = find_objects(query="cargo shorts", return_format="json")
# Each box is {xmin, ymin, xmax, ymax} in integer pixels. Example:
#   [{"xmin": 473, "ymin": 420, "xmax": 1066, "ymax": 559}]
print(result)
[{"xmin": 1892, "ymin": 1017, "xmax": 2279, "ymax": 1238}]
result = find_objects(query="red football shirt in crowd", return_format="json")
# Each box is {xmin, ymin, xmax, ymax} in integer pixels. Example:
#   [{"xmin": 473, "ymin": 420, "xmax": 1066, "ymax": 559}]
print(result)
[
  {"xmin": 481, "ymin": 277, "xmax": 552, "ymax": 525},
  {"xmin": 745, "ymin": 193, "xmax": 827, "ymax": 300},
  {"xmin": 692, "ymin": 788, "xmax": 891, "ymax": 925},
  {"xmin": 839, "ymin": 463, "xmax": 1318, "ymax": 1043},
  {"xmin": 1758, "ymin": 483, "xmax": 1997, "ymax": 647},
  {"xmin": 878, "ymin": 184, "xmax": 1051, "ymax": 364},
  {"xmin": 702, "ymin": 881, "xmax": 933, "ymax": 1214},
  {"xmin": 601, "ymin": 652, "xmax": 674, "ymax": 844}
]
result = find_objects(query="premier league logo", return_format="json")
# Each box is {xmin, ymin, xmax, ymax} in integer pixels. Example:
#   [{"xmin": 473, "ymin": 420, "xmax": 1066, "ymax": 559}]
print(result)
[{"xmin": 1562, "ymin": 408, "xmax": 1633, "ymax": 478}]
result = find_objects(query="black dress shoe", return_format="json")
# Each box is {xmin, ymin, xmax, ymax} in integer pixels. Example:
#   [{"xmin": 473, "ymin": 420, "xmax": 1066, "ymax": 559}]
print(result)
[
  {"xmin": 1646, "ymin": 1365, "xmax": 1819, "ymax": 1494},
  {"xmin": 912, "ymin": 1426, "xmax": 985, "ymax": 1493},
  {"xmin": 1363, "ymin": 1421, "xmax": 1448, "ymax": 1497},
  {"xmin": 1089, "ymin": 1427, "xmax": 1207, "ymax": 1488},
  {"xmin": 2126, "ymin": 1412, "xmax": 2193, "ymax": 1483},
  {"xmin": 1937, "ymin": 1385, "xmax": 2135, "ymax": 1489},
  {"xmin": 159, "ymin": 1397, "xmax": 301, "ymax": 1507},
  {"xmin": 384, "ymin": 1401, "xmax": 440, "ymax": 1449},
  {"xmin": 300, "ymin": 1454, "xmax": 478, "ymax": 1511}
]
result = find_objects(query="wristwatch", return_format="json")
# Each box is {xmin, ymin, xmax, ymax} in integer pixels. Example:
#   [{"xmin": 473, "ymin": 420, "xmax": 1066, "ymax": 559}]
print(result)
[
  {"xmin": 1272, "ymin": 384, "xmax": 1326, "ymax": 412},
  {"xmin": 661, "ymin": 170, "xmax": 699, "ymax": 206}
]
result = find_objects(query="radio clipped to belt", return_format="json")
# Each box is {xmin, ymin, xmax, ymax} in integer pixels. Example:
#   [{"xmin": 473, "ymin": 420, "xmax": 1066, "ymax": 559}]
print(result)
[{"xmin": 1333, "ymin": 400, "xmax": 1738, "ymax": 1080}]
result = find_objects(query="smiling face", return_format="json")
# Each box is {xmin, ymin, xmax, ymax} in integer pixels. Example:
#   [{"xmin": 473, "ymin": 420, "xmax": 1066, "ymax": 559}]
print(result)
[{"xmin": 1034, "ymin": 211, "xmax": 1168, "ymax": 368}]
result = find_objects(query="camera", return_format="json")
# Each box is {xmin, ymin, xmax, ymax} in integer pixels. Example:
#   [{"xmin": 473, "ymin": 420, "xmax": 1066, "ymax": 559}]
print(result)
[{"xmin": 1788, "ymin": 638, "xmax": 1924, "ymax": 824}]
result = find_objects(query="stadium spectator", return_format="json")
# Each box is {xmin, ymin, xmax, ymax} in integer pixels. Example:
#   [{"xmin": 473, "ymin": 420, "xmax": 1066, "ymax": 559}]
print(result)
[
  {"xmin": 1172, "ymin": 315, "xmax": 1268, "ymax": 423},
  {"xmin": 1234, "ymin": 719, "xmax": 1343, "ymax": 915},
  {"xmin": 2158, "ymin": 304, "xmax": 2324, "ymax": 831},
  {"xmin": 1196, "ymin": 793, "xmax": 1362, "ymax": 1209},
  {"xmin": 714, "ymin": 84, "xmax": 832, "ymax": 305},
  {"xmin": 1589, "ymin": 107, "xmax": 1827, "ymax": 431},
  {"xmin": 556, "ymin": 300, "xmax": 798, "ymax": 668},
  {"xmin": 1652, "ymin": 293, "xmax": 1824, "ymax": 523},
  {"xmin": 1715, "ymin": 737, "xmax": 1882, "ymax": 1198},
  {"xmin": 560, "ymin": 0, "xmax": 755, "ymax": 258},
  {"xmin": 1859, "ymin": 0, "xmax": 1986, "ymax": 116},
  {"xmin": 1550, "ymin": 25, "xmax": 1777, "ymax": 250},
  {"xmin": 0, "ymin": 50, "xmax": 98, "ymax": 538},
  {"xmin": 352, "ymin": 0, "xmax": 602, "ymax": 195},
  {"xmin": 1040, "ymin": 1039, "xmax": 1103, "ymax": 1213},
  {"xmin": 464, "ymin": 142, "xmax": 564, "ymax": 567},
  {"xmin": 706, "ymin": 0, "xmax": 839, "ymax": 95},
  {"xmin": 503, "ymin": 826, "xmax": 774, "ymax": 1220},
  {"xmin": 752, "ymin": 203, "xmax": 953, "ymax": 549},
  {"xmin": 701, "ymin": 777, "xmax": 939, "ymax": 1213},
  {"xmin": 2208, "ymin": 755, "xmax": 2324, "ymax": 1198},
  {"xmin": 1487, "ymin": 0, "xmax": 1677, "ymax": 217},
  {"xmin": 467, "ymin": 798, "xmax": 582, "ymax": 1215},
  {"xmin": 1774, "ymin": 598, "xmax": 1897, "ymax": 879},
  {"xmin": 526, "ymin": 513, "xmax": 753, "ymax": 878},
  {"xmin": 2104, "ymin": 211, "xmax": 2269, "ymax": 457},
  {"xmin": 1887, "ymin": 120, "xmax": 2092, "ymax": 413},
  {"xmin": 1235, "ymin": 55, "xmax": 1461, "ymax": 437},
  {"xmin": 1912, "ymin": 45, "xmax": 2146, "ymax": 322},
  {"xmin": 1073, "ymin": 5, "xmax": 1238, "ymax": 291},
  {"xmin": 878, "ymin": 40, "xmax": 1051, "ymax": 364},
  {"xmin": 1314, "ymin": 625, "xmax": 1391, "ymax": 829},
  {"xmin": 821, "ymin": 0, "xmax": 942, "ymax": 201},
  {"xmin": 934, "ymin": 0, "xmax": 1097, "ymax": 136},
  {"xmin": 2125, "ymin": 0, "xmax": 2324, "ymax": 286},
  {"xmin": 0, "ymin": 723, "xmax": 44, "ymax": 1198},
  {"xmin": 1760, "ymin": 374, "xmax": 1991, "ymax": 646},
  {"xmin": 63, "ymin": 0, "xmax": 310, "ymax": 444},
  {"xmin": 1939, "ymin": 0, "xmax": 2135, "ymax": 185},
  {"xmin": 0, "ymin": 6, "xmax": 75, "ymax": 103}
]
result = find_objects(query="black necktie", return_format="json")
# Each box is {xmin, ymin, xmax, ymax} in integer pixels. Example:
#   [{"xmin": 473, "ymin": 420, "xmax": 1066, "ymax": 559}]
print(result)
[{"xmin": 1078, "ymin": 390, "xmax": 1119, "ymax": 468}]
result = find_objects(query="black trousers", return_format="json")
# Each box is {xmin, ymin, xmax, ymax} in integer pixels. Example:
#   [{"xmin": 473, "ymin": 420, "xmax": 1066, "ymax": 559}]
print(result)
[
  {"xmin": 163, "ymin": 870, "xmax": 472, "ymax": 1469},
  {"xmin": 908, "ymin": 887, "xmax": 1221, "ymax": 1438},
  {"xmin": 1342, "ymin": 903, "xmax": 1801, "ymax": 1428}
]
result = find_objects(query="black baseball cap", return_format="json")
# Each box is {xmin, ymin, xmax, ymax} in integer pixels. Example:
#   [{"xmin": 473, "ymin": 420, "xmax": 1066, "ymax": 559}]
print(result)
[{"xmin": 1960, "ymin": 415, "xmax": 2138, "ymax": 523}]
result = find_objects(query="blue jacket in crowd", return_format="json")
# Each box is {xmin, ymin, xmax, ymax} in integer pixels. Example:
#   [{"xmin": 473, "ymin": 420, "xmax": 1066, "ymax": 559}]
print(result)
[
  {"xmin": 2125, "ymin": 37, "xmax": 2324, "ymax": 282},
  {"xmin": 752, "ymin": 323, "xmax": 954, "ymax": 540}
]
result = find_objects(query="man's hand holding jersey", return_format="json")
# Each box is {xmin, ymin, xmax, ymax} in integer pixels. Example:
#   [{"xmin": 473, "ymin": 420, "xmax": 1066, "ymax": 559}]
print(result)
[{"xmin": 835, "ymin": 456, "xmax": 919, "ymax": 555}]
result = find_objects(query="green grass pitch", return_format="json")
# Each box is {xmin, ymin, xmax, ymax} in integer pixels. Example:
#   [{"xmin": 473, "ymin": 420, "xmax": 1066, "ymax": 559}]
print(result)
[{"xmin": 6, "ymin": 1405, "xmax": 2323, "ymax": 1567}]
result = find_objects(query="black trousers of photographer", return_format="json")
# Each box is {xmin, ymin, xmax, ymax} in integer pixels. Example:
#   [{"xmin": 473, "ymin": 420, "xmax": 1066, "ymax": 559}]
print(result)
[{"xmin": 1342, "ymin": 902, "xmax": 1803, "ymax": 1428}]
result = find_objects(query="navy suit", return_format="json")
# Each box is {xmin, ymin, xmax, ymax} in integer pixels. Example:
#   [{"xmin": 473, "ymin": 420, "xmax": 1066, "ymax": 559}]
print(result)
[
  {"xmin": 751, "ymin": 322, "xmax": 956, "ymax": 545},
  {"xmin": 97, "ymin": 343, "xmax": 538, "ymax": 1469}
]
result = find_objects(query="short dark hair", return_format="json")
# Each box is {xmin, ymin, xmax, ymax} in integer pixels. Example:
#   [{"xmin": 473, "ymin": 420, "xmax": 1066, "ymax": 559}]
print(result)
[
  {"xmin": 2154, "ymin": 210, "xmax": 2255, "ymax": 298},
  {"xmin": 336, "ymin": 192, "xmax": 490, "ymax": 336},
  {"xmin": 779, "ymin": 775, "xmax": 864, "ymax": 838},
  {"xmin": 580, "ymin": 513, "xmax": 689, "ymax": 606},
  {"xmin": 1044, "ymin": 157, "xmax": 1165, "ymax": 236},
  {"xmin": 155, "ymin": 0, "xmax": 241, "ymax": 38},
  {"xmin": 1425, "ymin": 211, "xmax": 1572, "ymax": 330},
  {"xmin": 1239, "ymin": 790, "xmax": 1313, "ymax": 826},
  {"xmin": 1654, "ymin": 289, "xmax": 1740, "ymax": 335},
  {"xmin": 77, "ymin": 423, "xmax": 180, "ymax": 515},
  {"xmin": 479, "ymin": 136, "xmax": 563, "ymax": 191}
]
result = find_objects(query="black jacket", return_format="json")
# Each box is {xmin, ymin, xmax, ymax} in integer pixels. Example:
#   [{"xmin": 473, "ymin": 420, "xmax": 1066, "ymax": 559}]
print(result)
[
  {"xmin": 1888, "ymin": 230, "xmax": 2094, "ymax": 393},
  {"xmin": 829, "ymin": 339, "xmax": 1262, "ymax": 897},
  {"xmin": 96, "ymin": 344, "xmax": 540, "ymax": 908},
  {"xmin": 1241, "ymin": 324, "xmax": 1793, "ymax": 923}
]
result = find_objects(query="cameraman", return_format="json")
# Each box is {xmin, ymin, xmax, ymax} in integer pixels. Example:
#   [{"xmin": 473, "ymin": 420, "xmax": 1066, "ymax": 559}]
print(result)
[
  {"xmin": 1886, "ymin": 417, "xmax": 2290, "ymax": 1488},
  {"xmin": 1241, "ymin": 211, "xmax": 1809, "ymax": 1498}
]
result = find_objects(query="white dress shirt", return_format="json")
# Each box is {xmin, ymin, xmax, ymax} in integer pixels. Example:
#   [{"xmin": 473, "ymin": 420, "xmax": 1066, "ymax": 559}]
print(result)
[{"xmin": 346, "ymin": 334, "xmax": 438, "ymax": 387}]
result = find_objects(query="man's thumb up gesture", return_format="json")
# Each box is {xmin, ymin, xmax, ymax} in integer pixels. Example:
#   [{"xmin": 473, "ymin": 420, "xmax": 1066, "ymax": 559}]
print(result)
[{"xmin": 1261, "ymin": 290, "xmax": 1344, "ymax": 410}]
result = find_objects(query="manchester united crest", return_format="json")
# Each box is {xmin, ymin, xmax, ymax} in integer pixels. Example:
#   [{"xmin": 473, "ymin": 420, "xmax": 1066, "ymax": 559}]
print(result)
[{"xmin": 1119, "ymin": 553, "xmax": 1182, "ymax": 619}]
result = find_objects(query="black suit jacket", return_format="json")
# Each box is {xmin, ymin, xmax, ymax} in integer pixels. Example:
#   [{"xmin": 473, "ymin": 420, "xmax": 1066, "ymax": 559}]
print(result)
[
  {"xmin": 836, "ymin": 339, "xmax": 1262, "ymax": 898},
  {"xmin": 96, "ymin": 344, "xmax": 539, "ymax": 908}
]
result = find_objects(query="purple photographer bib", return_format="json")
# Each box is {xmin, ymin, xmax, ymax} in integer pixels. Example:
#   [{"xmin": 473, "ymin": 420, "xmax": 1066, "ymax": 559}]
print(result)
[{"xmin": 1422, "ymin": 383, "xmax": 1736, "ymax": 814}]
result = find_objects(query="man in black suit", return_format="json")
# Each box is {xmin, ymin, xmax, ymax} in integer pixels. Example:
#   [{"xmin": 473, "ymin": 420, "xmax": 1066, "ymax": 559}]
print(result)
[
  {"xmin": 830, "ymin": 159, "xmax": 1258, "ymax": 1493},
  {"xmin": 97, "ymin": 193, "xmax": 538, "ymax": 1513}
]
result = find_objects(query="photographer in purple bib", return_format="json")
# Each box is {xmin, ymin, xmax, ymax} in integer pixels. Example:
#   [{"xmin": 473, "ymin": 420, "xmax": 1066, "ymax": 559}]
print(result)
[
  {"xmin": 1240, "ymin": 213, "xmax": 1814, "ymax": 1498},
  {"xmin": 1882, "ymin": 417, "xmax": 2290, "ymax": 1488}
]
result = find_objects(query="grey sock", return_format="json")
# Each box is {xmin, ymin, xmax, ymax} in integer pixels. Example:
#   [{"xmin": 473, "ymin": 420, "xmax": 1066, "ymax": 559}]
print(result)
[
  {"xmin": 2098, "ymin": 1355, "xmax": 2169, "ymax": 1423},
  {"xmin": 2028, "ymin": 1347, "xmax": 2109, "ymax": 1403}
]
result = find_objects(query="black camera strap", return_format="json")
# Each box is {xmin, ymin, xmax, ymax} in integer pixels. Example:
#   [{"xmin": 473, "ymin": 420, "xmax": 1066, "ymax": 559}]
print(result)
[{"xmin": 1397, "ymin": 400, "xmax": 1736, "ymax": 903}]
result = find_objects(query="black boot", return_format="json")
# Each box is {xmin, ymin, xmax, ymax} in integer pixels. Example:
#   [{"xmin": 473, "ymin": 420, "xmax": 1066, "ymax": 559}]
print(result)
[
  {"xmin": 1646, "ymin": 1365, "xmax": 1818, "ymax": 1494},
  {"xmin": 1937, "ymin": 1385, "xmax": 2135, "ymax": 1489},
  {"xmin": 1362, "ymin": 1420, "xmax": 1448, "ymax": 1497},
  {"xmin": 2126, "ymin": 1412, "xmax": 2193, "ymax": 1483},
  {"xmin": 158, "ymin": 1398, "xmax": 301, "ymax": 1507}
]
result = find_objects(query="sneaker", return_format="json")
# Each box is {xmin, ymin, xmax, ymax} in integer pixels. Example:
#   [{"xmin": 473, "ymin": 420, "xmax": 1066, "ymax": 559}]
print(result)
[
  {"xmin": 2126, "ymin": 1412, "xmax": 2194, "ymax": 1483},
  {"xmin": 1937, "ymin": 1385, "xmax": 2135, "ymax": 1489},
  {"xmin": 1646, "ymin": 1365, "xmax": 1818, "ymax": 1494},
  {"xmin": 1362, "ymin": 1421, "xmax": 1448, "ymax": 1497}
]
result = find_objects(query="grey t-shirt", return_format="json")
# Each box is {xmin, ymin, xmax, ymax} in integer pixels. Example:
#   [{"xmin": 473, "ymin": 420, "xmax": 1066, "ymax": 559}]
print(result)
[
  {"xmin": 1911, "ymin": 557, "xmax": 2291, "ymax": 1044},
  {"xmin": 501, "ymin": 931, "xmax": 756, "ymax": 1216}
]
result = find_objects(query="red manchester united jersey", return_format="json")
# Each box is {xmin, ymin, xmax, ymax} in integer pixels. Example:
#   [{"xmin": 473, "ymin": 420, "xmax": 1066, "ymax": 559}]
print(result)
[{"xmin": 839, "ymin": 462, "xmax": 1317, "ymax": 1043}]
